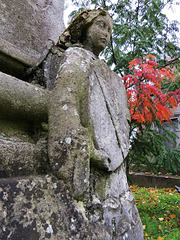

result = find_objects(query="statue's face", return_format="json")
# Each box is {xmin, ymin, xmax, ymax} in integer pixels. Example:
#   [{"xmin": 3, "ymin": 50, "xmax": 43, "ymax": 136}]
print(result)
[{"xmin": 85, "ymin": 15, "xmax": 113, "ymax": 56}]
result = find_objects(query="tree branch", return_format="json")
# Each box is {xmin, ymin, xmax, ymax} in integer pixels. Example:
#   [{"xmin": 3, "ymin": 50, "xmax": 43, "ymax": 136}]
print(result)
[
  {"xmin": 110, "ymin": 37, "xmax": 117, "ymax": 65},
  {"xmin": 161, "ymin": 55, "xmax": 180, "ymax": 68}
]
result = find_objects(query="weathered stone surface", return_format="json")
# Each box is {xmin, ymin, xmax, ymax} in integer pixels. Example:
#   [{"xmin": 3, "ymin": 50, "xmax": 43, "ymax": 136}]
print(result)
[
  {"xmin": 0, "ymin": 175, "xmax": 112, "ymax": 240},
  {"xmin": 88, "ymin": 55, "xmax": 130, "ymax": 171},
  {"xmin": 43, "ymin": 46, "xmax": 65, "ymax": 90},
  {"xmin": 89, "ymin": 166, "xmax": 144, "ymax": 240},
  {"xmin": 0, "ymin": 71, "xmax": 48, "ymax": 178},
  {"xmin": 0, "ymin": 173, "xmax": 143, "ymax": 239},
  {"xmin": 0, "ymin": 134, "xmax": 48, "ymax": 178},
  {"xmin": 48, "ymin": 47, "xmax": 143, "ymax": 239},
  {"xmin": 0, "ymin": 71, "xmax": 48, "ymax": 122},
  {"xmin": 0, "ymin": 0, "xmax": 65, "ymax": 77},
  {"xmin": 48, "ymin": 46, "xmax": 130, "ymax": 176}
]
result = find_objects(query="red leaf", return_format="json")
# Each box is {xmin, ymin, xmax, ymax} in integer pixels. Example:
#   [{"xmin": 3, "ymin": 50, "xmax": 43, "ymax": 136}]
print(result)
[{"xmin": 124, "ymin": 55, "xmax": 178, "ymax": 124}]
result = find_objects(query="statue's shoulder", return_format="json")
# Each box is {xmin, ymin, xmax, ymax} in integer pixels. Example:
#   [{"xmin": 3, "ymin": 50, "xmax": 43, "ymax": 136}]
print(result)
[{"xmin": 64, "ymin": 47, "xmax": 97, "ymax": 62}]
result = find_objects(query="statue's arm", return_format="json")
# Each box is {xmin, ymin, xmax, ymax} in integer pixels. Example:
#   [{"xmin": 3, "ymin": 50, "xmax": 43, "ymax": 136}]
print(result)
[
  {"xmin": 48, "ymin": 49, "xmax": 95, "ymax": 198},
  {"xmin": 48, "ymin": 49, "xmax": 113, "ymax": 193}
]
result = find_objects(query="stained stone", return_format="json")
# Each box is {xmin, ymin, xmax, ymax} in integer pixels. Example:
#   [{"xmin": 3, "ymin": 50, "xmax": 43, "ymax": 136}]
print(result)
[
  {"xmin": 0, "ymin": 0, "xmax": 65, "ymax": 77},
  {"xmin": 0, "ymin": 7, "xmax": 144, "ymax": 239},
  {"xmin": 0, "ymin": 72, "xmax": 48, "ymax": 122},
  {"xmin": 48, "ymin": 47, "xmax": 144, "ymax": 239},
  {"xmin": 0, "ymin": 175, "xmax": 109, "ymax": 240}
]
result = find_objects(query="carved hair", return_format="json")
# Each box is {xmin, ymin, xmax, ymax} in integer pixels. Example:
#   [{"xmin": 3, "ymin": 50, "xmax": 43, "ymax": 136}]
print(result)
[{"xmin": 58, "ymin": 8, "xmax": 112, "ymax": 49}]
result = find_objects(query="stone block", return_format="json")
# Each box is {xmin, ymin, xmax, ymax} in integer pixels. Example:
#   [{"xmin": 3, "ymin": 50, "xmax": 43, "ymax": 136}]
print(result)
[
  {"xmin": 0, "ymin": 71, "xmax": 48, "ymax": 122},
  {"xmin": 0, "ymin": 0, "xmax": 65, "ymax": 77},
  {"xmin": 0, "ymin": 135, "xmax": 48, "ymax": 178},
  {"xmin": 130, "ymin": 172, "xmax": 180, "ymax": 188},
  {"xmin": 0, "ymin": 175, "xmax": 107, "ymax": 240}
]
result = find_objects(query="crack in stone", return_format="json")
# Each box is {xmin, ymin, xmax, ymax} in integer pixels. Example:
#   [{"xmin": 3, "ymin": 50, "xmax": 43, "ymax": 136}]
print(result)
[{"xmin": 94, "ymin": 71, "xmax": 125, "ymax": 160}]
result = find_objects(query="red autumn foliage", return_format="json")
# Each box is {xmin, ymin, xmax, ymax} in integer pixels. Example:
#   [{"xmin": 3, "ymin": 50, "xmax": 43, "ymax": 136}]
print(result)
[{"xmin": 122, "ymin": 55, "xmax": 179, "ymax": 124}]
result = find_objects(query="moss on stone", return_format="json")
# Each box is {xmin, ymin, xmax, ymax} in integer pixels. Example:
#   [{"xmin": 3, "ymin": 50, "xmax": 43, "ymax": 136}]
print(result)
[
  {"xmin": 0, "ymin": 118, "xmax": 34, "ymax": 143},
  {"xmin": 99, "ymin": 10, "xmax": 107, "ymax": 16},
  {"xmin": 95, "ymin": 176, "xmax": 106, "ymax": 200}
]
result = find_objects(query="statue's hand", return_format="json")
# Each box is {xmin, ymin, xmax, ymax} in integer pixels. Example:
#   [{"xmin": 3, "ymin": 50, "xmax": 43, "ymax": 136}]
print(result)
[{"xmin": 91, "ymin": 149, "xmax": 112, "ymax": 171}]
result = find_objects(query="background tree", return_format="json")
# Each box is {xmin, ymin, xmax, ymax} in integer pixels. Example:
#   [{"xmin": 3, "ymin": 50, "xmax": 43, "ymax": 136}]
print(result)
[
  {"xmin": 69, "ymin": 0, "xmax": 180, "ymax": 174},
  {"xmin": 123, "ymin": 55, "xmax": 180, "ymax": 174},
  {"xmin": 70, "ymin": 0, "xmax": 180, "ymax": 74}
]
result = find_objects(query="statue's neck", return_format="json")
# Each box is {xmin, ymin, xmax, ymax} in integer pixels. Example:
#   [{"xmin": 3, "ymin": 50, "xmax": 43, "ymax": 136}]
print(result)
[{"xmin": 82, "ymin": 39, "xmax": 101, "ymax": 57}]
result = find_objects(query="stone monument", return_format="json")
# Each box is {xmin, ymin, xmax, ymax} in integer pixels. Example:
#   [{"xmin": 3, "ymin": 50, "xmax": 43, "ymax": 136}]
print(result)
[
  {"xmin": 48, "ymin": 9, "xmax": 144, "ymax": 239},
  {"xmin": 0, "ymin": 5, "xmax": 144, "ymax": 240}
]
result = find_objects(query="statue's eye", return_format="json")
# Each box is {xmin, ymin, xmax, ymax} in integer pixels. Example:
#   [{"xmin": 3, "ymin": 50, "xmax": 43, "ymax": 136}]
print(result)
[{"xmin": 97, "ymin": 20, "xmax": 105, "ymax": 29}]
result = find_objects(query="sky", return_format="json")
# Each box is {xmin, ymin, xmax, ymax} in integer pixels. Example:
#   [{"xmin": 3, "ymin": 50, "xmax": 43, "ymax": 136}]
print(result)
[{"xmin": 64, "ymin": 0, "xmax": 180, "ymax": 29}]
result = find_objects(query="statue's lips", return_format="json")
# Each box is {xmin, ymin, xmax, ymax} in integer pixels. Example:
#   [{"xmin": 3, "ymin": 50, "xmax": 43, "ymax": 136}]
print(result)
[{"xmin": 100, "ymin": 38, "xmax": 107, "ymax": 43}]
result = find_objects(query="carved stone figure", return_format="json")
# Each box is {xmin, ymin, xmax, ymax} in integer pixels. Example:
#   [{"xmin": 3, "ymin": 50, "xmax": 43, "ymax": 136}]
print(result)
[{"xmin": 48, "ymin": 9, "xmax": 144, "ymax": 239}]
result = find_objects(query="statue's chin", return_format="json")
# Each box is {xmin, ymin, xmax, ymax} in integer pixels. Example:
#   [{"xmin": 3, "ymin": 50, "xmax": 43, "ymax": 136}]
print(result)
[{"xmin": 91, "ymin": 45, "xmax": 107, "ymax": 56}]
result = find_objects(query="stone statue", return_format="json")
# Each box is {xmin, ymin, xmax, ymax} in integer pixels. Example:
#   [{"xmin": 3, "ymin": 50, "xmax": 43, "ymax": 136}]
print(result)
[{"xmin": 48, "ymin": 9, "xmax": 144, "ymax": 240}]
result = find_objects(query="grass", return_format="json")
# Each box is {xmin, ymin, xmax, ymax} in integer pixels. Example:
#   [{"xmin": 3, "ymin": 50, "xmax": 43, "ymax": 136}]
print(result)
[{"xmin": 130, "ymin": 185, "xmax": 180, "ymax": 240}]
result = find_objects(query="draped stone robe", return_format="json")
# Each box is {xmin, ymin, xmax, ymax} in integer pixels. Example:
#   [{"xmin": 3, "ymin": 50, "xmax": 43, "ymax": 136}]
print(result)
[{"xmin": 48, "ymin": 47, "xmax": 143, "ymax": 240}]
